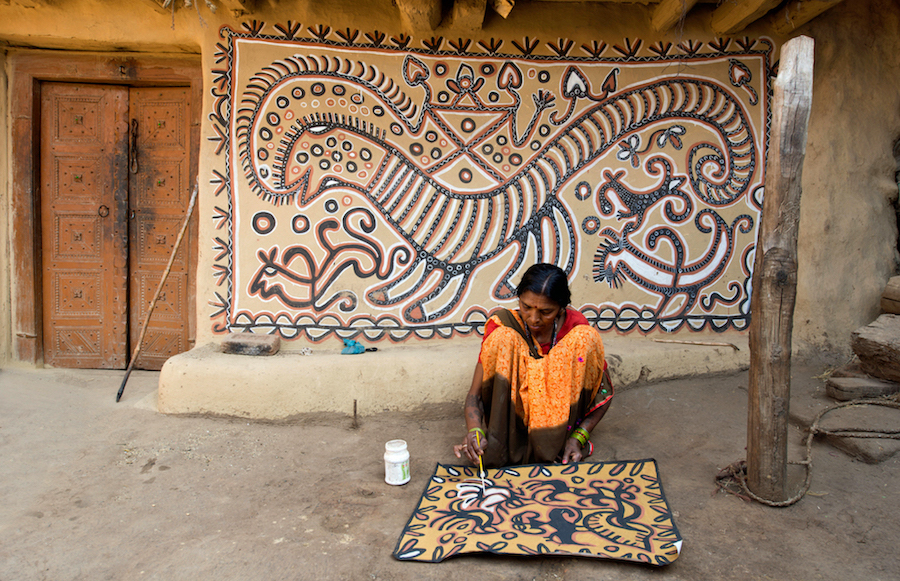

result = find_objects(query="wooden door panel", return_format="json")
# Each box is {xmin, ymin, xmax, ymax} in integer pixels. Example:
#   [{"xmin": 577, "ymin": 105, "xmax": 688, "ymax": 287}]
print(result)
[
  {"xmin": 53, "ymin": 156, "xmax": 104, "ymax": 204},
  {"xmin": 133, "ymin": 272, "xmax": 188, "ymax": 358},
  {"xmin": 50, "ymin": 269, "xmax": 101, "ymax": 315},
  {"xmin": 129, "ymin": 87, "xmax": 195, "ymax": 370},
  {"xmin": 133, "ymin": 216, "xmax": 189, "ymax": 267},
  {"xmin": 41, "ymin": 83, "xmax": 129, "ymax": 369},
  {"xmin": 54, "ymin": 212, "xmax": 102, "ymax": 260}
]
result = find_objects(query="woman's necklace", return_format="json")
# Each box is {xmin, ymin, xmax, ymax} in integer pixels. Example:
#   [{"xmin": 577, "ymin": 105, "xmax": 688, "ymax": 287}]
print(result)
[
  {"xmin": 521, "ymin": 309, "xmax": 562, "ymax": 353},
  {"xmin": 550, "ymin": 310, "xmax": 563, "ymax": 348}
]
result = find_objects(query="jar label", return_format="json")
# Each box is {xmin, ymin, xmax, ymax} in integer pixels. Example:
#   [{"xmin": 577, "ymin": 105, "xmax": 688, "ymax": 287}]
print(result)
[{"xmin": 385, "ymin": 459, "xmax": 410, "ymax": 485}]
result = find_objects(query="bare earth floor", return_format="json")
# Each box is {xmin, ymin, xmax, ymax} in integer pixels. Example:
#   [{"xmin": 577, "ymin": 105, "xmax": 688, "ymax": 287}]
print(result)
[{"xmin": 0, "ymin": 363, "xmax": 897, "ymax": 581}]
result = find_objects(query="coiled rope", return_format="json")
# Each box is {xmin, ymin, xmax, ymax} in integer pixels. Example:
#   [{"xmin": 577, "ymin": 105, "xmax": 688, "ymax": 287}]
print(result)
[{"xmin": 715, "ymin": 393, "xmax": 900, "ymax": 507}]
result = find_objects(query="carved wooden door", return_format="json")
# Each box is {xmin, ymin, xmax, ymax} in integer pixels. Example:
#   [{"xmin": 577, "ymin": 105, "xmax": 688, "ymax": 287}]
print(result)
[
  {"xmin": 40, "ymin": 83, "xmax": 194, "ymax": 370},
  {"xmin": 127, "ymin": 87, "xmax": 195, "ymax": 370},
  {"xmin": 40, "ymin": 83, "xmax": 129, "ymax": 369}
]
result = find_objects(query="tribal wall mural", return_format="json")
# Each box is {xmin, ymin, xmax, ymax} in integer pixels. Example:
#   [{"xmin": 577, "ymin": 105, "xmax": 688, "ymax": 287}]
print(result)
[{"xmin": 208, "ymin": 23, "xmax": 771, "ymax": 343}]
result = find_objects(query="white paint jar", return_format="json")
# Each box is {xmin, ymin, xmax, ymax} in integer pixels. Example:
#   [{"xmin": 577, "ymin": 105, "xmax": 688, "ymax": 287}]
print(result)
[{"xmin": 384, "ymin": 439, "xmax": 410, "ymax": 485}]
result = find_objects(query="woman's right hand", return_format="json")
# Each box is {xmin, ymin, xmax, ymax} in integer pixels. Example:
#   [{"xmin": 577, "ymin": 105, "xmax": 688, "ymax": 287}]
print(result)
[{"xmin": 453, "ymin": 429, "xmax": 486, "ymax": 465}]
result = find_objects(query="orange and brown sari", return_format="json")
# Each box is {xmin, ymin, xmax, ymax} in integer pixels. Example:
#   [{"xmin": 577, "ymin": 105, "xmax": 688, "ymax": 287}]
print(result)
[{"xmin": 479, "ymin": 308, "xmax": 612, "ymax": 467}]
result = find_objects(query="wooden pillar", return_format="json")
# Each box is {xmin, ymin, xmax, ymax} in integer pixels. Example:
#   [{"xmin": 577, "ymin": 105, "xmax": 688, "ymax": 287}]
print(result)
[{"xmin": 747, "ymin": 35, "xmax": 815, "ymax": 502}]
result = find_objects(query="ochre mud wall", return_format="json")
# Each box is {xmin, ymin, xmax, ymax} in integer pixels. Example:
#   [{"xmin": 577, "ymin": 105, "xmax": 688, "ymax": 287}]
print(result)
[
  {"xmin": 792, "ymin": 0, "xmax": 900, "ymax": 356},
  {"xmin": 0, "ymin": 0, "xmax": 898, "ymax": 364}
]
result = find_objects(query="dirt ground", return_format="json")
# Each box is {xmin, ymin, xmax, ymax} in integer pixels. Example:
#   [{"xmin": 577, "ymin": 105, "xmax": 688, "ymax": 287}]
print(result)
[{"xmin": 0, "ymin": 362, "xmax": 898, "ymax": 581}]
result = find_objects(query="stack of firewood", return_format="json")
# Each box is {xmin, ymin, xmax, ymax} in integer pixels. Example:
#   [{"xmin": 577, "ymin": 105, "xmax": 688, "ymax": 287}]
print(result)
[{"xmin": 826, "ymin": 276, "xmax": 900, "ymax": 400}]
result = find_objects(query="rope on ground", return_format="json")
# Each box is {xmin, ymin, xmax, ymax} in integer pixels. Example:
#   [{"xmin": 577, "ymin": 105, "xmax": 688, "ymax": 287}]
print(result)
[{"xmin": 715, "ymin": 393, "xmax": 900, "ymax": 507}]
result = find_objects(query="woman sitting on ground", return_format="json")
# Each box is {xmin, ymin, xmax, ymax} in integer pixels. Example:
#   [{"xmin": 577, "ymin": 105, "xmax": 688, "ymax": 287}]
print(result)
[{"xmin": 453, "ymin": 263, "xmax": 613, "ymax": 467}]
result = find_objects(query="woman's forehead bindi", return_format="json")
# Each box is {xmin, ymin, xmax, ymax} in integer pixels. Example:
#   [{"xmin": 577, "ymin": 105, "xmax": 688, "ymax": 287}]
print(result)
[{"xmin": 519, "ymin": 290, "xmax": 561, "ymax": 311}]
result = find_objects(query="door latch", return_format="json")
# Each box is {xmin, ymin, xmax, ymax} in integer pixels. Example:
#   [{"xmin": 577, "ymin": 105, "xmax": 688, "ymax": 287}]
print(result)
[{"xmin": 129, "ymin": 118, "xmax": 139, "ymax": 174}]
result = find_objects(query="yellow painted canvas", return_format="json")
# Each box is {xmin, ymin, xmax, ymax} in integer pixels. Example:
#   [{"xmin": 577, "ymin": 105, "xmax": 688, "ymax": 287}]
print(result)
[{"xmin": 394, "ymin": 460, "xmax": 682, "ymax": 564}]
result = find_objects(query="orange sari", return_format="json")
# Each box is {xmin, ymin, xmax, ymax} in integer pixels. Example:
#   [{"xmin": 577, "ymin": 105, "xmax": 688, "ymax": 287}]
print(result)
[{"xmin": 479, "ymin": 309, "xmax": 612, "ymax": 466}]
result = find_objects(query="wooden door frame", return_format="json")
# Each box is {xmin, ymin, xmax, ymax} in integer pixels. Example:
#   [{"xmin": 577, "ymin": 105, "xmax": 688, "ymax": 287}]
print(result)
[{"xmin": 9, "ymin": 51, "xmax": 202, "ymax": 365}]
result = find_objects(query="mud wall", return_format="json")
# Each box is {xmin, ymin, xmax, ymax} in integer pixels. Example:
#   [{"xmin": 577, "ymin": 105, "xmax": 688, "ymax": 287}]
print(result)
[
  {"xmin": 0, "ymin": 0, "xmax": 897, "ymax": 365},
  {"xmin": 792, "ymin": 0, "xmax": 900, "ymax": 355}
]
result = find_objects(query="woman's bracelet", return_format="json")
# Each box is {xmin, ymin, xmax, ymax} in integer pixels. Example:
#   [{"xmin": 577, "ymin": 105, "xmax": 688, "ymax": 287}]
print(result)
[
  {"xmin": 468, "ymin": 427, "xmax": 486, "ymax": 438},
  {"xmin": 571, "ymin": 426, "xmax": 591, "ymax": 447}
]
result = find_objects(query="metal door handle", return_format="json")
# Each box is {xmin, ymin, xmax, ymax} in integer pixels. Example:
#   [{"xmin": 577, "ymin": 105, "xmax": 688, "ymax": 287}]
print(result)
[{"xmin": 98, "ymin": 205, "xmax": 110, "ymax": 217}]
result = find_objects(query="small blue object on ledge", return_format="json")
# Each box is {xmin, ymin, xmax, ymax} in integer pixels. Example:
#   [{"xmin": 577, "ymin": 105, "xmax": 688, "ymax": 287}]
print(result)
[{"xmin": 341, "ymin": 339, "xmax": 377, "ymax": 354}]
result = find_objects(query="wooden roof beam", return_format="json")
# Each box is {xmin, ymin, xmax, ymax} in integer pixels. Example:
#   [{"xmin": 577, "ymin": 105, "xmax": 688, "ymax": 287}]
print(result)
[
  {"xmin": 489, "ymin": 0, "xmax": 515, "ymax": 19},
  {"xmin": 651, "ymin": 0, "xmax": 700, "ymax": 32},
  {"xmin": 450, "ymin": 0, "xmax": 487, "ymax": 32},
  {"xmin": 711, "ymin": 0, "xmax": 782, "ymax": 34},
  {"xmin": 395, "ymin": 0, "xmax": 443, "ymax": 32},
  {"xmin": 771, "ymin": 0, "xmax": 846, "ymax": 35}
]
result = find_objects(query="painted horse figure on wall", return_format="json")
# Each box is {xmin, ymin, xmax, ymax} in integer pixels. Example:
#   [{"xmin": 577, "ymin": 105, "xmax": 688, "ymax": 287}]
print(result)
[{"xmin": 235, "ymin": 50, "xmax": 758, "ymax": 325}]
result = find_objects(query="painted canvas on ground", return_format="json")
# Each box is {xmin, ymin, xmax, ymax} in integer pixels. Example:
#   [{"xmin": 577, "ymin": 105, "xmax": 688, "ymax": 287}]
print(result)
[
  {"xmin": 208, "ymin": 25, "xmax": 771, "ymax": 342},
  {"xmin": 393, "ymin": 460, "xmax": 682, "ymax": 564}
]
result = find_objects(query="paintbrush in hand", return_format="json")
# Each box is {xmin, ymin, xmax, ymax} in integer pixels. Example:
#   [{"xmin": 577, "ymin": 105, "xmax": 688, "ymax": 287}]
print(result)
[{"xmin": 475, "ymin": 431, "xmax": 486, "ymax": 491}]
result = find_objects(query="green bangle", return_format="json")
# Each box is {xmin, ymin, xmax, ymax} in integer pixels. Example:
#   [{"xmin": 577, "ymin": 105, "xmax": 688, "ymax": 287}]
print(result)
[
  {"xmin": 572, "ymin": 427, "xmax": 591, "ymax": 447},
  {"xmin": 468, "ymin": 427, "xmax": 486, "ymax": 437}
]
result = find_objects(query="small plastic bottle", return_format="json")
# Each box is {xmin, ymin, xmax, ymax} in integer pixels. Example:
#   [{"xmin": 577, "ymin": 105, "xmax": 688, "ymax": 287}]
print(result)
[{"xmin": 384, "ymin": 439, "xmax": 410, "ymax": 485}]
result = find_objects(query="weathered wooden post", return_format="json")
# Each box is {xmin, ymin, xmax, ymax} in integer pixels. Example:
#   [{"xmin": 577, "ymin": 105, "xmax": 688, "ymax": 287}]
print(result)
[{"xmin": 747, "ymin": 35, "xmax": 815, "ymax": 502}]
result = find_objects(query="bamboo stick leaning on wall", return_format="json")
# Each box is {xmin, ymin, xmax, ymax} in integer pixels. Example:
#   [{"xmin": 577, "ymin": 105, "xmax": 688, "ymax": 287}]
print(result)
[
  {"xmin": 747, "ymin": 35, "xmax": 815, "ymax": 502},
  {"xmin": 116, "ymin": 182, "xmax": 198, "ymax": 403}
]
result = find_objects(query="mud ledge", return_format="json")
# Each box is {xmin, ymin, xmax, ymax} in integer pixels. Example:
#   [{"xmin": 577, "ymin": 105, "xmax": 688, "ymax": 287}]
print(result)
[{"xmin": 158, "ymin": 332, "xmax": 750, "ymax": 420}]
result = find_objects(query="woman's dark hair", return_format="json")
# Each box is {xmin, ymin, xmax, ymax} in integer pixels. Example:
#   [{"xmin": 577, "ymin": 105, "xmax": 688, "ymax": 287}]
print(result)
[{"xmin": 516, "ymin": 263, "xmax": 571, "ymax": 307}]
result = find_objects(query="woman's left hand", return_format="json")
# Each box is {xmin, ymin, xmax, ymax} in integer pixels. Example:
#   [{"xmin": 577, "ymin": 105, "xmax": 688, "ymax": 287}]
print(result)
[{"xmin": 560, "ymin": 437, "xmax": 584, "ymax": 464}]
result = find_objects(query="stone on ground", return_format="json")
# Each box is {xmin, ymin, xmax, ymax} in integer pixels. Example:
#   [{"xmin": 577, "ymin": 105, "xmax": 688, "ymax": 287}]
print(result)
[
  {"xmin": 851, "ymin": 314, "xmax": 900, "ymax": 383},
  {"xmin": 219, "ymin": 333, "xmax": 281, "ymax": 356},
  {"xmin": 826, "ymin": 376, "xmax": 900, "ymax": 401}
]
